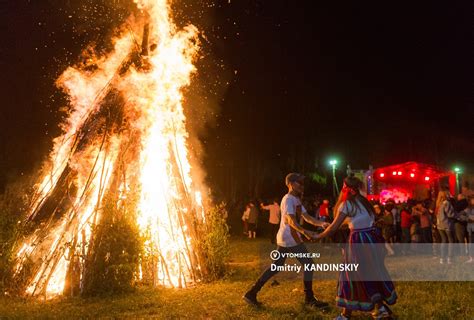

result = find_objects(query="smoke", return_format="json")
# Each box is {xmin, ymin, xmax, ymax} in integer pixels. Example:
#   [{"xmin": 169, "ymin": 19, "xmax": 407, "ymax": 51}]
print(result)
[{"xmin": 171, "ymin": 1, "xmax": 234, "ymax": 201}]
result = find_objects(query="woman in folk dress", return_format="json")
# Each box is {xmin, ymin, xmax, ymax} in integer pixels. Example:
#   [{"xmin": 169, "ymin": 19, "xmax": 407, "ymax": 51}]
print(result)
[{"xmin": 314, "ymin": 176, "xmax": 397, "ymax": 320}]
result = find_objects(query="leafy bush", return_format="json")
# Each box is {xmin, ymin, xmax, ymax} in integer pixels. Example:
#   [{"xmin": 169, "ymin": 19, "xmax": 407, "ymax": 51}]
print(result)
[
  {"xmin": 81, "ymin": 200, "xmax": 142, "ymax": 296},
  {"xmin": 0, "ymin": 177, "xmax": 31, "ymax": 295},
  {"xmin": 198, "ymin": 203, "xmax": 230, "ymax": 281}
]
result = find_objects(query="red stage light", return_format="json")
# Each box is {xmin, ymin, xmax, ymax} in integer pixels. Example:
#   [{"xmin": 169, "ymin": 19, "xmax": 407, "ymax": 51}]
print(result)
[
  {"xmin": 397, "ymin": 171, "xmax": 402, "ymax": 175},
  {"xmin": 424, "ymin": 176, "xmax": 430, "ymax": 181},
  {"xmin": 410, "ymin": 173, "xmax": 415, "ymax": 178},
  {"xmin": 380, "ymin": 173, "xmax": 385, "ymax": 178},
  {"xmin": 392, "ymin": 171, "xmax": 397, "ymax": 175}
]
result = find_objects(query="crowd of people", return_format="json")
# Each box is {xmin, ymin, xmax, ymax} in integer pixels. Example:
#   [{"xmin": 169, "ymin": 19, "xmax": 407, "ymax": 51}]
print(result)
[
  {"xmin": 370, "ymin": 192, "xmax": 474, "ymax": 263},
  {"xmin": 241, "ymin": 190, "xmax": 474, "ymax": 263}
]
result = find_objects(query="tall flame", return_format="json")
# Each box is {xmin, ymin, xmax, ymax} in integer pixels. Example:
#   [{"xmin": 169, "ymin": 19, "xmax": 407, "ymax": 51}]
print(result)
[{"xmin": 13, "ymin": 0, "xmax": 206, "ymax": 298}]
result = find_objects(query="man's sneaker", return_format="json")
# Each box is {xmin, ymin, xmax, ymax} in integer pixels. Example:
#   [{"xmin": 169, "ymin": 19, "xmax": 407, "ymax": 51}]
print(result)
[
  {"xmin": 371, "ymin": 305, "xmax": 391, "ymax": 319},
  {"xmin": 304, "ymin": 296, "xmax": 329, "ymax": 310},
  {"xmin": 439, "ymin": 258, "xmax": 444, "ymax": 264},
  {"xmin": 243, "ymin": 290, "xmax": 261, "ymax": 307}
]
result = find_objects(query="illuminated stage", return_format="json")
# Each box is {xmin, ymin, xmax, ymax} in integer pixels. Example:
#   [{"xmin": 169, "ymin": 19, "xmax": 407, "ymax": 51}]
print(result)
[{"xmin": 362, "ymin": 162, "xmax": 456, "ymax": 203}]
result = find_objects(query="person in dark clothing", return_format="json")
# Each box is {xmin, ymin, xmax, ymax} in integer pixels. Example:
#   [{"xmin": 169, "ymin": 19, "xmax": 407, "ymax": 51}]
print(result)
[
  {"xmin": 464, "ymin": 196, "xmax": 474, "ymax": 263},
  {"xmin": 454, "ymin": 194, "xmax": 469, "ymax": 256},
  {"xmin": 454, "ymin": 194, "xmax": 468, "ymax": 238},
  {"xmin": 412, "ymin": 201, "xmax": 433, "ymax": 243},
  {"xmin": 400, "ymin": 205, "xmax": 412, "ymax": 254}
]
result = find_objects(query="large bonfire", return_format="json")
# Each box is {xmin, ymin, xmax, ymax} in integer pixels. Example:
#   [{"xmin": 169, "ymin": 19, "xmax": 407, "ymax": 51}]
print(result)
[{"xmin": 12, "ymin": 0, "xmax": 208, "ymax": 298}]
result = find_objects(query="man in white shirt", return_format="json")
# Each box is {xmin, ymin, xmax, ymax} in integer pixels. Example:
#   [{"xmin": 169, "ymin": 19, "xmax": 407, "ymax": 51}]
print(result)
[
  {"xmin": 244, "ymin": 173, "xmax": 330, "ymax": 310},
  {"xmin": 261, "ymin": 198, "xmax": 281, "ymax": 244}
]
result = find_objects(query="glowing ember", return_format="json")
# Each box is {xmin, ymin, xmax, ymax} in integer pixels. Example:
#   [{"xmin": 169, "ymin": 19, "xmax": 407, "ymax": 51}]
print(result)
[{"xmin": 13, "ymin": 0, "xmax": 206, "ymax": 298}]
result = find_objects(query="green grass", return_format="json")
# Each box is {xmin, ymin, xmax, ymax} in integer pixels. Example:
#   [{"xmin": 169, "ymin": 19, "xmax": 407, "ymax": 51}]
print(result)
[{"xmin": 0, "ymin": 237, "xmax": 472, "ymax": 319}]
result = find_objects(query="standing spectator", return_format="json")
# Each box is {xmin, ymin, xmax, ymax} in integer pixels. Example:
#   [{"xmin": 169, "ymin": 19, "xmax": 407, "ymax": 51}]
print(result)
[
  {"xmin": 317, "ymin": 199, "xmax": 332, "ymax": 244},
  {"xmin": 463, "ymin": 196, "xmax": 474, "ymax": 263},
  {"xmin": 374, "ymin": 204, "xmax": 394, "ymax": 255},
  {"xmin": 313, "ymin": 198, "xmax": 321, "ymax": 219},
  {"xmin": 436, "ymin": 191, "xmax": 455, "ymax": 264},
  {"xmin": 454, "ymin": 194, "xmax": 469, "ymax": 256},
  {"xmin": 382, "ymin": 206, "xmax": 395, "ymax": 255},
  {"xmin": 241, "ymin": 204, "xmax": 250, "ymax": 236},
  {"xmin": 400, "ymin": 204, "xmax": 412, "ymax": 254},
  {"xmin": 373, "ymin": 205, "xmax": 384, "ymax": 235},
  {"xmin": 412, "ymin": 201, "xmax": 433, "ymax": 244},
  {"xmin": 428, "ymin": 199, "xmax": 441, "ymax": 256},
  {"xmin": 410, "ymin": 213, "xmax": 421, "ymax": 251},
  {"xmin": 247, "ymin": 201, "xmax": 259, "ymax": 239},
  {"xmin": 319, "ymin": 199, "xmax": 330, "ymax": 222},
  {"xmin": 388, "ymin": 201, "xmax": 401, "ymax": 242},
  {"xmin": 261, "ymin": 198, "xmax": 281, "ymax": 244}
]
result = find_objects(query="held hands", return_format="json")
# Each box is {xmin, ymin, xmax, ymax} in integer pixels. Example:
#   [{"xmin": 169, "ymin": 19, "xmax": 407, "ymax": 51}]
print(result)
[
  {"xmin": 321, "ymin": 222, "xmax": 330, "ymax": 229},
  {"xmin": 303, "ymin": 230, "xmax": 320, "ymax": 241}
]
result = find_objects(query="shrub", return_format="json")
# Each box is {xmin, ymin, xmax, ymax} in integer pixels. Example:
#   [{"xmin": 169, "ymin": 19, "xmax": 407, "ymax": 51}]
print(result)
[
  {"xmin": 198, "ymin": 203, "xmax": 230, "ymax": 281},
  {"xmin": 0, "ymin": 177, "xmax": 31, "ymax": 295},
  {"xmin": 81, "ymin": 200, "xmax": 142, "ymax": 296}
]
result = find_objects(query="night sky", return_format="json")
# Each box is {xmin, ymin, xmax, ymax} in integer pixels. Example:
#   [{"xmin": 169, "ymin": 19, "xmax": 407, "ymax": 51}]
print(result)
[{"xmin": 1, "ymin": 1, "xmax": 473, "ymax": 200}]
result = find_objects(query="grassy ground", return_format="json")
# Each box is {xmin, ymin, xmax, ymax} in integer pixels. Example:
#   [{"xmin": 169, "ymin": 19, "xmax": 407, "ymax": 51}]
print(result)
[{"xmin": 0, "ymin": 237, "xmax": 472, "ymax": 319}]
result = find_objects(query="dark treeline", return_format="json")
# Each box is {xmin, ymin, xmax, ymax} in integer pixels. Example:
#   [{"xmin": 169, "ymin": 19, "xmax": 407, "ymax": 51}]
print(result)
[{"xmin": 1, "ymin": 1, "xmax": 473, "ymax": 200}]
